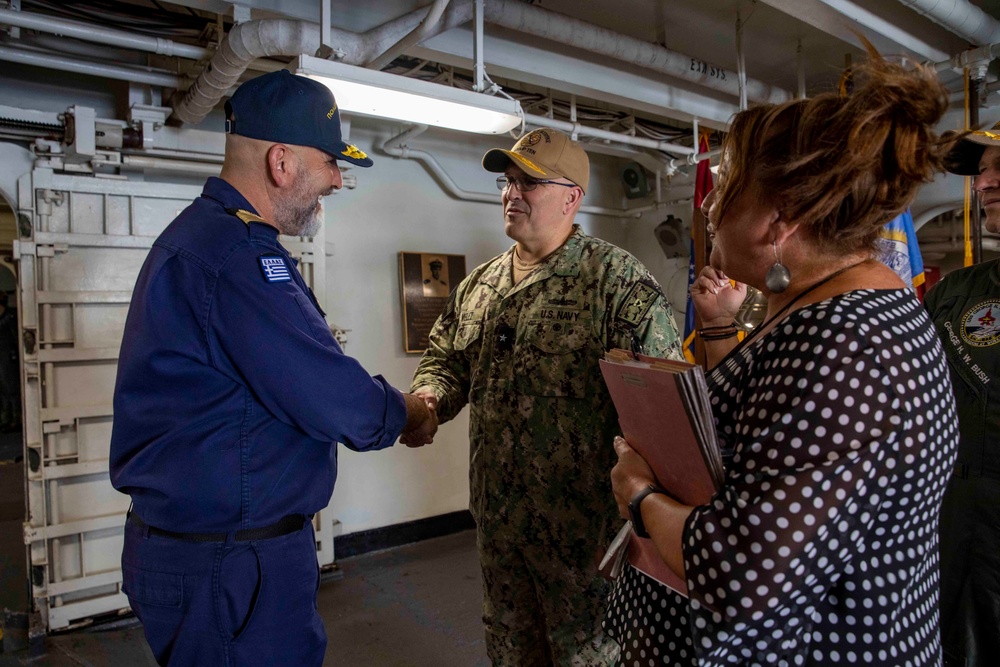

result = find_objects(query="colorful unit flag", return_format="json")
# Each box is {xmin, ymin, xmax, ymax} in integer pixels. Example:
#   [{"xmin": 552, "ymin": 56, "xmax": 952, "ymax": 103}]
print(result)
[
  {"xmin": 877, "ymin": 209, "xmax": 924, "ymax": 292},
  {"xmin": 683, "ymin": 134, "xmax": 714, "ymax": 363}
]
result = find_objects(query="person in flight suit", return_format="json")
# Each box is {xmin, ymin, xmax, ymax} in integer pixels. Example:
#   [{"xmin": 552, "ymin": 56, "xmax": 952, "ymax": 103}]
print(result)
[
  {"xmin": 109, "ymin": 70, "xmax": 437, "ymax": 667},
  {"xmin": 410, "ymin": 128, "xmax": 682, "ymax": 666},
  {"xmin": 927, "ymin": 122, "xmax": 1000, "ymax": 667}
]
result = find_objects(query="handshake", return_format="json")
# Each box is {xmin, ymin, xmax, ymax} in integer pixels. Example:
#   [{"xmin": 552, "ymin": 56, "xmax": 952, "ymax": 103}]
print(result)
[{"xmin": 399, "ymin": 386, "xmax": 439, "ymax": 447}]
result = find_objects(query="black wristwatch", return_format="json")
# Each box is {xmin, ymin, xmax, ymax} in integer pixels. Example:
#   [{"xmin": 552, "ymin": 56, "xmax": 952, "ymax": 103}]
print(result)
[{"xmin": 628, "ymin": 484, "xmax": 666, "ymax": 539}]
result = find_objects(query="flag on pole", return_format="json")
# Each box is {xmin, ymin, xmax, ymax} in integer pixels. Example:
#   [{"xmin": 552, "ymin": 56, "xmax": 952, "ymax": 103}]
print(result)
[
  {"xmin": 876, "ymin": 209, "xmax": 924, "ymax": 293},
  {"xmin": 683, "ymin": 134, "xmax": 714, "ymax": 363}
]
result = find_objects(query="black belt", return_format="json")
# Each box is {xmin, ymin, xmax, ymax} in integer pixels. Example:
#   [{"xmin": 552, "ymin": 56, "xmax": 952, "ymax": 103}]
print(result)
[{"xmin": 128, "ymin": 512, "xmax": 309, "ymax": 543}]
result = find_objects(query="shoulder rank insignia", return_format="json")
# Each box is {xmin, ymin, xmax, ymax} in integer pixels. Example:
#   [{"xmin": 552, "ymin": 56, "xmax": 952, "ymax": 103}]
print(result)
[
  {"xmin": 616, "ymin": 280, "xmax": 661, "ymax": 327},
  {"xmin": 226, "ymin": 208, "xmax": 269, "ymax": 225},
  {"xmin": 258, "ymin": 254, "xmax": 292, "ymax": 283}
]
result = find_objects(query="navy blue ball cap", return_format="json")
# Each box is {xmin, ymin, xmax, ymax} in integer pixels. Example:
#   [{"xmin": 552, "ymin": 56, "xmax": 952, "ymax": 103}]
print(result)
[{"xmin": 224, "ymin": 69, "xmax": 373, "ymax": 168}]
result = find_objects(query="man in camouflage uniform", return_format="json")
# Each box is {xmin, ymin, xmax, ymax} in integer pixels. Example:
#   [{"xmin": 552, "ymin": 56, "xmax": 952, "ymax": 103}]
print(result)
[{"xmin": 411, "ymin": 128, "xmax": 682, "ymax": 666}]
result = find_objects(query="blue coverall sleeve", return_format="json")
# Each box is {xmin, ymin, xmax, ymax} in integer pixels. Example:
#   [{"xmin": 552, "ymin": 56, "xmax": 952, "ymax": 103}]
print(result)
[{"xmin": 207, "ymin": 247, "xmax": 407, "ymax": 451}]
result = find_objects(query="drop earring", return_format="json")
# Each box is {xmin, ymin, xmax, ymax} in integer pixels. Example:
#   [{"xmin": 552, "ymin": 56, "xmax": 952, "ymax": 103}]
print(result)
[{"xmin": 765, "ymin": 241, "xmax": 791, "ymax": 293}]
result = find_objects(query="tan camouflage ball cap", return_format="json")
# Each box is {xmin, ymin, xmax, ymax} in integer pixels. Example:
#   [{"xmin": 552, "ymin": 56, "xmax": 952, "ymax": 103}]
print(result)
[
  {"xmin": 482, "ymin": 128, "xmax": 590, "ymax": 193},
  {"xmin": 944, "ymin": 120, "xmax": 1000, "ymax": 176}
]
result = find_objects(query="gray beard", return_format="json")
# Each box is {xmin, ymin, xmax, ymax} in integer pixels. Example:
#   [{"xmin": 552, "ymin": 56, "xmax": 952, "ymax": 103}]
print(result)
[
  {"xmin": 275, "ymin": 174, "xmax": 324, "ymax": 237},
  {"xmin": 276, "ymin": 201, "xmax": 322, "ymax": 237}
]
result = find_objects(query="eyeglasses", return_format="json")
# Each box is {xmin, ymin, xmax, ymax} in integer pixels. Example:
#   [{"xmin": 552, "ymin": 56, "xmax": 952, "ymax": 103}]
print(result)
[{"xmin": 496, "ymin": 175, "xmax": 577, "ymax": 192}]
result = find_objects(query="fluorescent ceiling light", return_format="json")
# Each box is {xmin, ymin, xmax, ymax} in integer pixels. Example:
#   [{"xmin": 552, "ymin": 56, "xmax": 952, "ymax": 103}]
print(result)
[{"xmin": 296, "ymin": 55, "xmax": 523, "ymax": 135}]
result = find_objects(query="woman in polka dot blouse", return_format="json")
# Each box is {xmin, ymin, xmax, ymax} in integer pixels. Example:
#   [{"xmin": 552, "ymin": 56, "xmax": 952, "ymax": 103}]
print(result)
[{"xmin": 606, "ymin": 48, "xmax": 961, "ymax": 667}]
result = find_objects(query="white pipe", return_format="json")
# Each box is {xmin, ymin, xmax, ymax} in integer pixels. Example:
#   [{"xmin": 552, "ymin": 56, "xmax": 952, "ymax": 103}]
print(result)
[
  {"xmin": 0, "ymin": 7, "xmax": 209, "ymax": 60},
  {"xmin": 676, "ymin": 147, "xmax": 722, "ymax": 168},
  {"xmin": 0, "ymin": 44, "xmax": 181, "ymax": 88},
  {"xmin": 172, "ymin": 5, "xmax": 474, "ymax": 126},
  {"xmin": 381, "ymin": 125, "xmax": 497, "ymax": 204},
  {"xmin": 172, "ymin": 20, "xmax": 320, "ymax": 125},
  {"xmin": 913, "ymin": 201, "xmax": 964, "ymax": 231},
  {"xmin": 935, "ymin": 42, "xmax": 1000, "ymax": 72},
  {"xmin": 380, "ymin": 126, "xmax": 686, "ymax": 218},
  {"xmin": 473, "ymin": 0, "xmax": 486, "ymax": 92},
  {"xmin": 524, "ymin": 113, "xmax": 695, "ymax": 155},
  {"xmin": 175, "ymin": 0, "xmax": 790, "ymax": 131},
  {"xmin": 0, "ymin": 40, "xmax": 709, "ymax": 162},
  {"xmin": 367, "ymin": 0, "xmax": 451, "ymax": 71},
  {"xmin": 121, "ymin": 155, "xmax": 222, "ymax": 176},
  {"xmin": 896, "ymin": 0, "xmax": 1000, "ymax": 46},
  {"xmin": 482, "ymin": 0, "xmax": 792, "ymax": 105}
]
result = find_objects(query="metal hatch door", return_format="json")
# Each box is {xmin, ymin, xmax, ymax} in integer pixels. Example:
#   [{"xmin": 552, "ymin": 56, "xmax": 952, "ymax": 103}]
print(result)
[{"xmin": 15, "ymin": 168, "xmax": 337, "ymax": 632}]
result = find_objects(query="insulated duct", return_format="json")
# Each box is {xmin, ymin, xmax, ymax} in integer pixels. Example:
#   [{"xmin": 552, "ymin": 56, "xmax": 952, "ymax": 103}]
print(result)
[
  {"xmin": 172, "ymin": 0, "xmax": 792, "ymax": 127},
  {"xmin": 479, "ymin": 0, "xmax": 791, "ymax": 105},
  {"xmin": 896, "ymin": 0, "xmax": 1000, "ymax": 46},
  {"xmin": 171, "ymin": 4, "xmax": 473, "ymax": 125},
  {"xmin": 367, "ymin": 0, "xmax": 452, "ymax": 71}
]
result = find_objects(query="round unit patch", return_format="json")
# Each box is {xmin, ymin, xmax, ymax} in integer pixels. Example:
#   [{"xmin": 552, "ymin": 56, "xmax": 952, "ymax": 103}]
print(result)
[
  {"xmin": 961, "ymin": 299, "xmax": 1000, "ymax": 347},
  {"xmin": 523, "ymin": 130, "xmax": 546, "ymax": 146}
]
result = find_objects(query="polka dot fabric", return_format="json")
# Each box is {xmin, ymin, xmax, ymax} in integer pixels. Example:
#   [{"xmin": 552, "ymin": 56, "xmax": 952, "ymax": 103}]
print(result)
[{"xmin": 606, "ymin": 290, "xmax": 959, "ymax": 666}]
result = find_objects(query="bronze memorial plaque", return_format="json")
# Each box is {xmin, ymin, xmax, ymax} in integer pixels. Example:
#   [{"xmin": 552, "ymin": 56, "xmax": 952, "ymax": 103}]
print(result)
[{"xmin": 399, "ymin": 252, "xmax": 466, "ymax": 353}]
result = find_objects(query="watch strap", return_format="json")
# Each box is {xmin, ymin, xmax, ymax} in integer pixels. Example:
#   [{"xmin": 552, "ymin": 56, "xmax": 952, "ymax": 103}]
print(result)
[{"xmin": 628, "ymin": 484, "xmax": 666, "ymax": 539}]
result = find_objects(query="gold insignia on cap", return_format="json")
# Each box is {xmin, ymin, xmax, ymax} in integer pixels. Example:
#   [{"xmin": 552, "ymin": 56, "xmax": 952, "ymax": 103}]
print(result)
[
  {"xmin": 971, "ymin": 129, "xmax": 1000, "ymax": 141},
  {"xmin": 326, "ymin": 104, "xmax": 338, "ymax": 120},
  {"xmin": 341, "ymin": 144, "xmax": 368, "ymax": 160},
  {"xmin": 509, "ymin": 153, "xmax": 547, "ymax": 175},
  {"xmin": 523, "ymin": 130, "xmax": 544, "ymax": 147}
]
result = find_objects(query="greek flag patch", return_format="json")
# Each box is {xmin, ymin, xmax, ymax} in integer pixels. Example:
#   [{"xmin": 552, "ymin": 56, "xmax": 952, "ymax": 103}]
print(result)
[{"xmin": 258, "ymin": 255, "xmax": 292, "ymax": 283}]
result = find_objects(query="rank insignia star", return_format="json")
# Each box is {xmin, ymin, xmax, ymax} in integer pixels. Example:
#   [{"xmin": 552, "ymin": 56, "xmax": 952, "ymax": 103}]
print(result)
[{"xmin": 494, "ymin": 324, "xmax": 515, "ymax": 353}]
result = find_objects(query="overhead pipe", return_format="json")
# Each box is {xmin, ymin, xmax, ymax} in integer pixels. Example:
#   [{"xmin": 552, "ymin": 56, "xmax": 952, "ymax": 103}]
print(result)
[
  {"xmin": 380, "ymin": 125, "xmax": 689, "ymax": 218},
  {"xmin": 523, "ymin": 113, "xmax": 695, "ymax": 155},
  {"xmin": 0, "ymin": 44, "xmax": 182, "ymax": 89},
  {"xmin": 367, "ymin": 0, "xmax": 452, "ymax": 71},
  {"xmin": 935, "ymin": 41, "xmax": 1000, "ymax": 72},
  {"xmin": 172, "ymin": 4, "xmax": 474, "ymax": 125},
  {"xmin": 914, "ymin": 202, "xmax": 965, "ymax": 231},
  {"xmin": 0, "ymin": 40, "xmax": 712, "ymax": 160},
  {"xmin": 671, "ymin": 148, "xmax": 722, "ymax": 170},
  {"xmin": 0, "ymin": 7, "xmax": 209, "ymax": 60},
  {"xmin": 479, "ymin": 0, "xmax": 792, "ymax": 105},
  {"xmin": 896, "ymin": 0, "xmax": 1000, "ymax": 46},
  {"xmin": 175, "ymin": 0, "xmax": 793, "ymax": 127},
  {"xmin": 2, "ymin": 2, "xmax": 774, "ymax": 154},
  {"xmin": 17, "ymin": 33, "xmax": 159, "ymax": 64}
]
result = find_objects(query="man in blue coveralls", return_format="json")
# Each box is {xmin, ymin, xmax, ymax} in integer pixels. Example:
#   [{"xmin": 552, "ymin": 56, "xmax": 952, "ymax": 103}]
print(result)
[{"xmin": 109, "ymin": 70, "xmax": 438, "ymax": 666}]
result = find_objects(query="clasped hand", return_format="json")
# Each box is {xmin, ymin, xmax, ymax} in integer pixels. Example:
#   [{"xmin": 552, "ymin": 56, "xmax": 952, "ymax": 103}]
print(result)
[{"xmin": 399, "ymin": 389, "xmax": 439, "ymax": 447}]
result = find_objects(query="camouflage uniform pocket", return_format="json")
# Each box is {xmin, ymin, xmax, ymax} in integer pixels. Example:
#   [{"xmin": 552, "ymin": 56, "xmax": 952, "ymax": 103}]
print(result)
[
  {"xmin": 454, "ymin": 322, "xmax": 483, "ymax": 351},
  {"xmin": 516, "ymin": 318, "xmax": 591, "ymax": 398}
]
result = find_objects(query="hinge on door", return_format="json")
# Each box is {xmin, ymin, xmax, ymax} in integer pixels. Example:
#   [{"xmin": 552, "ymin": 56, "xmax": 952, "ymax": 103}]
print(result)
[
  {"xmin": 34, "ymin": 244, "xmax": 69, "ymax": 258},
  {"xmin": 23, "ymin": 522, "xmax": 39, "ymax": 545}
]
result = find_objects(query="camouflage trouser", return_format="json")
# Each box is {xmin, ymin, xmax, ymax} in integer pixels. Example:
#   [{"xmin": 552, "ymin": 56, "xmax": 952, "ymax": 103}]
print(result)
[{"xmin": 478, "ymin": 532, "xmax": 619, "ymax": 667}]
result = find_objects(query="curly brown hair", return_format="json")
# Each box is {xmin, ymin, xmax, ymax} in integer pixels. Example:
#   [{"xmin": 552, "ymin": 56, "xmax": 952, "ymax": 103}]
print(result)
[{"xmin": 715, "ymin": 45, "xmax": 955, "ymax": 254}]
